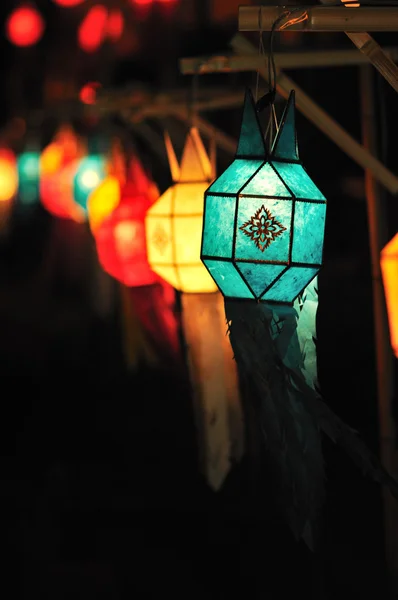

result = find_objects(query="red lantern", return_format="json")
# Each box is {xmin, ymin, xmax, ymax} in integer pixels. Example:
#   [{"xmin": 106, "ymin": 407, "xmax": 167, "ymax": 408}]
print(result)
[
  {"xmin": 53, "ymin": 0, "xmax": 85, "ymax": 6},
  {"xmin": 78, "ymin": 5, "xmax": 108, "ymax": 53},
  {"xmin": 92, "ymin": 158, "xmax": 159, "ymax": 287},
  {"xmin": 6, "ymin": 5, "xmax": 45, "ymax": 47}
]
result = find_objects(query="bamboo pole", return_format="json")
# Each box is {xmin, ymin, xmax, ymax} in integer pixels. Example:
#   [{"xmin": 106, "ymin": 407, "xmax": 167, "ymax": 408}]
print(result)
[
  {"xmin": 347, "ymin": 33, "xmax": 398, "ymax": 95},
  {"xmin": 360, "ymin": 64, "xmax": 398, "ymax": 593},
  {"xmin": 179, "ymin": 47, "xmax": 398, "ymax": 75},
  {"xmin": 230, "ymin": 34, "xmax": 398, "ymax": 196},
  {"xmin": 239, "ymin": 6, "xmax": 398, "ymax": 32}
]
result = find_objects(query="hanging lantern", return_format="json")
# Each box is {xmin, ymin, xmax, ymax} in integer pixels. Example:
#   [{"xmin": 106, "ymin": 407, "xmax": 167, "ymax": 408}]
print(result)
[
  {"xmin": 199, "ymin": 89, "xmax": 330, "ymax": 542},
  {"xmin": 146, "ymin": 128, "xmax": 217, "ymax": 293},
  {"xmin": 90, "ymin": 157, "xmax": 159, "ymax": 287},
  {"xmin": 17, "ymin": 151, "xmax": 41, "ymax": 206},
  {"xmin": 40, "ymin": 125, "xmax": 86, "ymax": 221},
  {"xmin": 6, "ymin": 5, "xmax": 45, "ymax": 48},
  {"xmin": 0, "ymin": 149, "xmax": 17, "ymax": 232},
  {"xmin": 381, "ymin": 233, "xmax": 398, "ymax": 357},
  {"xmin": 41, "ymin": 160, "xmax": 85, "ymax": 222},
  {"xmin": 73, "ymin": 154, "xmax": 106, "ymax": 213},
  {"xmin": 201, "ymin": 89, "xmax": 326, "ymax": 303},
  {"xmin": 0, "ymin": 149, "xmax": 18, "ymax": 202}
]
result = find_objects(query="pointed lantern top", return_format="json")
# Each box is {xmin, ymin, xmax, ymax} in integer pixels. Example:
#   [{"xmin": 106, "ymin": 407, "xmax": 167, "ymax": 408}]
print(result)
[
  {"xmin": 165, "ymin": 128, "xmax": 212, "ymax": 184},
  {"xmin": 236, "ymin": 88, "xmax": 267, "ymax": 159},
  {"xmin": 271, "ymin": 90, "xmax": 299, "ymax": 161}
]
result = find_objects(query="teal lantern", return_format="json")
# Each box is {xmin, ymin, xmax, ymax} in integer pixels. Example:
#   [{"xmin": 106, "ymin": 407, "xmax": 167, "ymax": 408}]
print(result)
[
  {"xmin": 17, "ymin": 151, "xmax": 41, "ymax": 206},
  {"xmin": 201, "ymin": 89, "xmax": 326, "ymax": 304},
  {"xmin": 73, "ymin": 154, "xmax": 106, "ymax": 212}
]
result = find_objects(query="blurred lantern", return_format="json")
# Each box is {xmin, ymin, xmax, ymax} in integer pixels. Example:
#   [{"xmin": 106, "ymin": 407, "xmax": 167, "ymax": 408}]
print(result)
[
  {"xmin": 6, "ymin": 4, "xmax": 45, "ymax": 47},
  {"xmin": 40, "ymin": 142, "xmax": 64, "ymax": 175},
  {"xmin": 53, "ymin": 0, "xmax": 86, "ymax": 6},
  {"xmin": 41, "ymin": 160, "xmax": 85, "ymax": 222},
  {"xmin": 17, "ymin": 151, "xmax": 41, "ymax": 206},
  {"xmin": 201, "ymin": 89, "xmax": 326, "ymax": 303},
  {"xmin": 106, "ymin": 9, "xmax": 124, "ymax": 42},
  {"xmin": 87, "ymin": 175, "xmax": 121, "ymax": 233},
  {"xmin": 90, "ymin": 157, "xmax": 159, "ymax": 287},
  {"xmin": 40, "ymin": 125, "xmax": 87, "ymax": 220},
  {"xmin": 381, "ymin": 233, "xmax": 398, "ymax": 357},
  {"xmin": 0, "ymin": 149, "xmax": 18, "ymax": 202},
  {"xmin": 146, "ymin": 128, "xmax": 217, "ymax": 293},
  {"xmin": 0, "ymin": 149, "xmax": 18, "ymax": 232},
  {"xmin": 78, "ymin": 5, "xmax": 108, "ymax": 52},
  {"xmin": 73, "ymin": 154, "xmax": 106, "ymax": 213},
  {"xmin": 80, "ymin": 81, "xmax": 101, "ymax": 105}
]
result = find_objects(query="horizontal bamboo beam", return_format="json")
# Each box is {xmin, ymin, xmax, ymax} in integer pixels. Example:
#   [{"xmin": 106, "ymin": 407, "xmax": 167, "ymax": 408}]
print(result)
[
  {"xmin": 231, "ymin": 34, "xmax": 398, "ymax": 195},
  {"xmin": 179, "ymin": 47, "xmax": 398, "ymax": 74},
  {"xmin": 129, "ymin": 93, "xmax": 247, "ymax": 122},
  {"xmin": 239, "ymin": 6, "xmax": 398, "ymax": 32}
]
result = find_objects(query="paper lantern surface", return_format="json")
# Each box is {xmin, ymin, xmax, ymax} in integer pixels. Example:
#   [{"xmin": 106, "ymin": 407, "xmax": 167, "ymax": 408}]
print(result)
[
  {"xmin": 201, "ymin": 90, "xmax": 326, "ymax": 304},
  {"xmin": 146, "ymin": 128, "xmax": 217, "ymax": 293},
  {"xmin": 17, "ymin": 151, "xmax": 40, "ymax": 206},
  {"xmin": 381, "ymin": 233, "xmax": 398, "ymax": 357}
]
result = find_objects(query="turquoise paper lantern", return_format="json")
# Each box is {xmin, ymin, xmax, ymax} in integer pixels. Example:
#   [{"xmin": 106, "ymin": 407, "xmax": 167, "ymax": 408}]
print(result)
[
  {"xmin": 17, "ymin": 151, "xmax": 41, "ymax": 206},
  {"xmin": 201, "ymin": 89, "xmax": 326, "ymax": 304},
  {"xmin": 73, "ymin": 154, "xmax": 106, "ymax": 212}
]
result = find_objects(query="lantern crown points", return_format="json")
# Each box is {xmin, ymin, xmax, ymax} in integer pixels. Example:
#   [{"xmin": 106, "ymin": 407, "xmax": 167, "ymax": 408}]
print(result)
[{"xmin": 164, "ymin": 127, "xmax": 212, "ymax": 184}]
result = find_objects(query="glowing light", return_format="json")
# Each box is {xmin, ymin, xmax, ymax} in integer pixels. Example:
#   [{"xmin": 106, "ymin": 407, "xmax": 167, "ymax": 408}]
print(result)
[
  {"xmin": 78, "ymin": 5, "xmax": 108, "ymax": 53},
  {"xmin": 40, "ymin": 142, "xmax": 64, "ymax": 175},
  {"xmin": 381, "ymin": 234, "xmax": 398, "ymax": 358},
  {"xmin": 6, "ymin": 5, "xmax": 45, "ymax": 47},
  {"xmin": 52, "ymin": 0, "xmax": 86, "ymax": 6},
  {"xmin": 87, "ymin": 175, "xmax": 121, "ymax": 233},
  {"xmin": 0, "ymin": 149, "xmax": 18, "ymax": 202},
  {"xmin": 106, "ymin": 10, "xmax": 124, "ymax": 42},
  {"xmin": 146, "ymin": 129, "xmax": 217, "ymax": 293},
  {"xmin": 17, "ymin": 152, "xmax": 41, "ymax": 206},
  {"xmin": 74, "ymin": 155, "xmax": 106, "ymax": 212}
]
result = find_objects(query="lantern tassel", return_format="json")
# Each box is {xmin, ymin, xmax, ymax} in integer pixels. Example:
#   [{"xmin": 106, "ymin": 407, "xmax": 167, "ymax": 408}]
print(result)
[
  {"xmin": 225, "ymin": 281, "xmax": 324, "ymax": 549},
  {"xmin": 225, "ymin": 278, "xmax": 398, "ymax": 549}
]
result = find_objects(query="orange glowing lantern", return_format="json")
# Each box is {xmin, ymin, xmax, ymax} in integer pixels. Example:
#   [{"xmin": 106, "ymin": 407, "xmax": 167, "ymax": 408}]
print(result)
[
  {"xmin": 40, "ymin": 126, "xmax": 86, "ymax": 221},
  {"xmin": 0, "ymin": 149, "xmax": 18, "ymax": 231},
  {"xmin": 6, "ymin": 5, "xmax": 45, "ymax": 47},
  {"xmin": 89, "ymin": 157, "xmax": 159, "ymax": 287},
  {"xmin": 0, "ymin": 149, "xmax": 18, "ymax": 202},
  {"xmin": 381, "ymin": 233, "xmax": 398, "ymax": 357}
]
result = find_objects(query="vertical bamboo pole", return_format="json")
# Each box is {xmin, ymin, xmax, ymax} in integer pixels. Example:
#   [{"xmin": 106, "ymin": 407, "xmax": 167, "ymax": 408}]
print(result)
[
  {"xmin": 181, "ymin": 291, "xmax": 244, "ymax": 490},
  {"xmin": 360, "ymin": 64, "xmax": 398, "ymax": 592}
]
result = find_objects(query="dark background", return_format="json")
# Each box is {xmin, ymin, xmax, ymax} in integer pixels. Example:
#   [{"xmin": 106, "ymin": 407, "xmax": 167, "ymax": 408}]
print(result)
[{"xmin": 1, "ymin": 1, "xmax": 398, "ymax": 598}]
